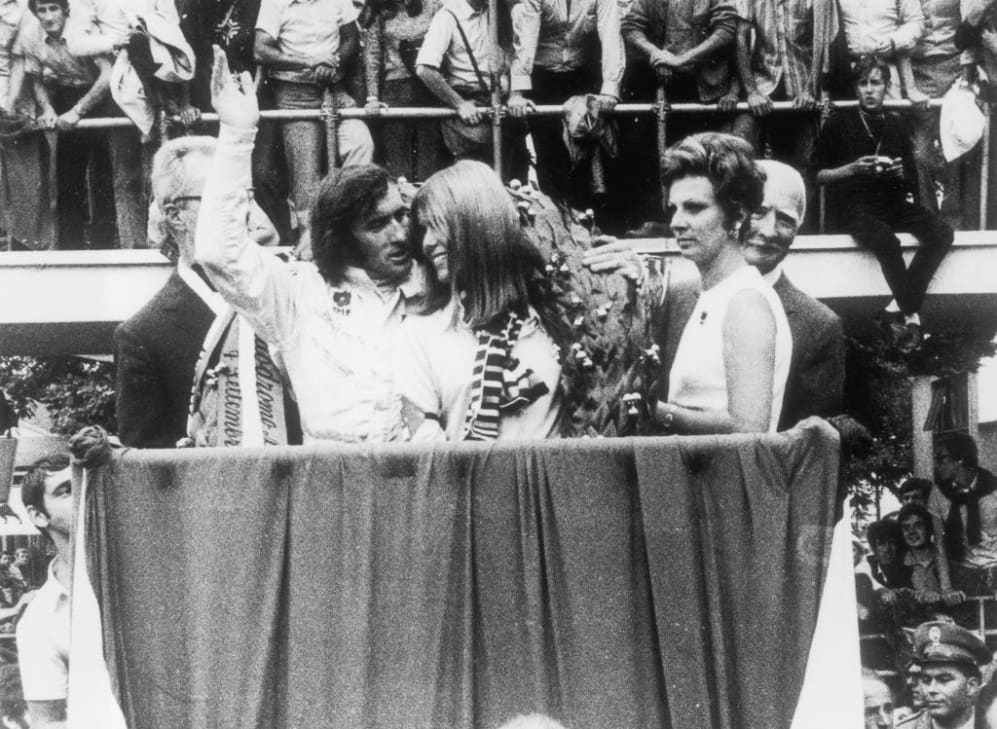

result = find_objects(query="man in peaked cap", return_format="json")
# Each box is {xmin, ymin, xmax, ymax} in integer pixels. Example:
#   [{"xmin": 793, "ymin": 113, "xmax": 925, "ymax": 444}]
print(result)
[{"xmin": 897, "ymin": 621, "xmax": 993, "ymax": 729}]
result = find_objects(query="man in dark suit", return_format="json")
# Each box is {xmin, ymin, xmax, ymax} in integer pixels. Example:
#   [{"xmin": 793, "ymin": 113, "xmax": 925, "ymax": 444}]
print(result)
[
  {"xmin": 742, "ymin": 160, "xmax": 845, "ymax": 430},
  {"xmin": 585, "ymin": 159, "xmax": 845, "ymax": 430},
  {"xmin": 114, "ymin": 135, "xmax": 287, "ymax": 448}
]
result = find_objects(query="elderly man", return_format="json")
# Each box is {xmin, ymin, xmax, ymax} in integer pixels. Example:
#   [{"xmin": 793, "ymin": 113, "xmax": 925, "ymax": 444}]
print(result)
[
  {"xmin": 197, "ymin": 46, "xmax": 429, "ymax": 443},
  {"xmin": 255, "ymin": 0, "xmax": 374, "ymax": 213},
  {"xmin": 863, "ymin": 669, "xmax": 895, "ymax": 729},
  {"xmin": 8, "ymin": 0, "xmax": 115, "ymax": 250},
  {"xmin": 897, "ymin": 621, "xmax": 992, "ymax": 729},
  {"xmin": 586, "ymin": 159, "xmax": 845, "ymax": 430},
  {"xmin": 114, "ymin": 135, "xmax": 296, "ymax": 448},
  {"xmin": 15, "ymin": 454, "xmax": 72, "ymax": 729}
]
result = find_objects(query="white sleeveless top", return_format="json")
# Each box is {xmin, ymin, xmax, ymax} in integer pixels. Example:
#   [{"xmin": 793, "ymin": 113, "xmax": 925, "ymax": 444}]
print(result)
[{"xmin": 667, "ymin": 266, "xmax": 792, "ymax": 432}]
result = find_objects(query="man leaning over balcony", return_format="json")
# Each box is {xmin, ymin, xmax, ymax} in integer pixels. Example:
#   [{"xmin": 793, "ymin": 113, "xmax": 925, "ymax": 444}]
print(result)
[
  {"xmin": 196, "ymin": 46, "xmax": 429, "ymax": 444},
  {"xmin": 254, "ymin": 0, "xmax": 375, "ymax": 216},
  {"xmin": 8, "ymin": 0, "xmax": 115, "ymax": 250}
]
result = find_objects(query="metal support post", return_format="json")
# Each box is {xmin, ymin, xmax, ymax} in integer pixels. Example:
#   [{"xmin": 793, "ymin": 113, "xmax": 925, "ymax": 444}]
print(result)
[
  {"xmin": 655, "ymin": 85, "xmax": 669, "ymax": 214},
  {"xmin": 488, "ymin": 0, "xmax": 502, "ymax": 175},
  {"xmin": 322, "ymin": 88, "xmax": 340, "ymax": 170},
  {"xmin": 981, "ymin": 104, "xmax": 991, "ymax": 231}
]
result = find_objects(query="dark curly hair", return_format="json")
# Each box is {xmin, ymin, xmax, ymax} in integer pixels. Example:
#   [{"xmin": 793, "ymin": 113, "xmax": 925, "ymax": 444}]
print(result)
[
  {"xmin": 660, "ymin": 132, "xmax": 765, "ymax": 231},
  {"xmin": 310, "ymin": 164, "xmax": 392, "ymax": 285},
  {"xmin": 852, "ymin": 55, "xmax": 892, "ymax": 85},
  {"xmin": 867, "ymin": 518, "xmax": 902, "ymax": 548}
]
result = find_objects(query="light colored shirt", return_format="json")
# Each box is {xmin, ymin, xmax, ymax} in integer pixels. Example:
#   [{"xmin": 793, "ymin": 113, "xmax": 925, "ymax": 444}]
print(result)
[
  {"xmin": 913, "ymin": 0, "xmax": 961, "ymax": 59},
  {"xmin": 0, "ymin": 0, "xmax": 25, "ymax": 88},
  {"xmin": 65, "ymin": 0, "xmax": 180, "ymax": 57},
  {"xmin": 838, "ymin": 0, "xmax": 924, "ymax": 57},
  {"xmin": 929, "ymin": 477, "xmax": 997, "ymax": 569},
  {"xmin": 256, "ymin": 0, "xmax": 358, "ymax": 83},
  {"xmin": 668, "ymin": 265, "xmax": 791, "ymax": 433},
  {"xmin": 373, "ymin": 0, "xmax": 442, "ymax": 82},
  {"xmin": 195, "ymin": 124, "xmax": 427, "ymax": 443},
  {"xmin": 510, "ymin": 0, "xmax": 625, "ymax": 97},
  {"xmin": 15, "ymin": 23, "xmax": 101, "ymax": 87},
  {"xmin": 16, "ymin": 562, "xmax": 69, "ymax": 702},
  {"xmin": 416, "ymin": 0, "xmax": 495, "ymax": 90},
  {"xmin": 395, "ymin": 301, "xmax": 563, "ymax": 441}
]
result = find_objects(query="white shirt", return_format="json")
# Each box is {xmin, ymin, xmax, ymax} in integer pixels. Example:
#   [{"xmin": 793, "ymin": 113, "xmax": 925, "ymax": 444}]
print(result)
[
  {"xmin": 416, "ymin": 0, "xmax": 495, "ymax": 89},
  {"xmin": 256, "ymin": 0, "xmax": 358, "ymax": 83},
  {"xmin": 195, "ymin": 124, "xmax": 427, "ymax": 443},
  {"xmin": 928, "ymin": 476, "xmax": 997, "ymax": 569},
  {"xmin": 668, "ymin": 265, "xmax": 791, "ymax": 432},
  {"xmin": 395, "ymin": 301, "xmax": 563, "ymax": 441},
  {"xmin": 16, "ymin": 561, "xmax": 69, "ymax": 702},
  {"xmin": 66, "ymin": 0, "xmax": 180, "ymax": 57}
]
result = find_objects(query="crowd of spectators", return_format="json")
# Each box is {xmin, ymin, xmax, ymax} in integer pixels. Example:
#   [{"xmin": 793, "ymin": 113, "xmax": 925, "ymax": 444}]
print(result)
[
  {"xmin": 0, "ymin": 0, "xmax": 992, "ymax": 252},
  {"xmin": 856, "ymin": 431, "xmax": 997, "ymax": 727}
]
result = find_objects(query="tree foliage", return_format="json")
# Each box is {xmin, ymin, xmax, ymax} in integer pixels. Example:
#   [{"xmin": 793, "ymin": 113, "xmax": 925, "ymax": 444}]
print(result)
[{"xmin": 0, "ymin": 356, "xmax": 116, "ymax": 436}]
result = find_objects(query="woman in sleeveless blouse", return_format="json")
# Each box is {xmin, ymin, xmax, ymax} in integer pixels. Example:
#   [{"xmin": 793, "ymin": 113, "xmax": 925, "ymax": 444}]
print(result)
[{"xmin": 657, "ymin": 133, "xmax": 792, "ymax": 434}]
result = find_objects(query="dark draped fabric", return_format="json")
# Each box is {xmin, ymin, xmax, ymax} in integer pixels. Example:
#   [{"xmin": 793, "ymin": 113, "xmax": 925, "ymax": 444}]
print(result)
[{"xmin": 84, "ymin": 421, "xmax": 841, "ymax": 729}]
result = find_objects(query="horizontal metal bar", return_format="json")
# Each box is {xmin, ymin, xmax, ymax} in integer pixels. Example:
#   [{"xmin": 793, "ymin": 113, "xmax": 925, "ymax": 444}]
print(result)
[{"xmin": 66, "ymin": 98, "xmax": 942, "ymax": 130}]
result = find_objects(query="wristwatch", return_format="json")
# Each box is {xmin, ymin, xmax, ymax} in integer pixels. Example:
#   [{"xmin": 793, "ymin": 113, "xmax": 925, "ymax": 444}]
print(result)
[{"xmin": 659, "ymin": 402, "xmax": 675, "ymax": 432}]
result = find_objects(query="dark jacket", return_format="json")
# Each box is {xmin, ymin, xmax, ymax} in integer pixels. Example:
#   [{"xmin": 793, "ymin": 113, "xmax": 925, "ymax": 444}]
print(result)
[{"xmin": 114, "ymin": 270, "xmax": 215, "ymax": 448}]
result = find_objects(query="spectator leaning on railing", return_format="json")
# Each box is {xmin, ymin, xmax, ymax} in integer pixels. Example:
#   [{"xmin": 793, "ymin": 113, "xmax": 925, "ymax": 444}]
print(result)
[
  {"xmin": 255, "ymin": 0, "xmax": 375, "ymax": 215},
  {"xmin": 414, "ymin": 0, "xmax": 529, "ymax": 181},
  {"xmin": 721, "ymin": 0, "xmax": 837, "ymax": 177},
  {"xmin": 505, "ymin": 0, "xmax": 624, "ymax": 205},
  {"xmin": 361, "ymin": 0, "xmax": 444, "ymax": 182},
  {"xmin": 7, "ymin": 0, "xmax": 116, "ymax": 250}
]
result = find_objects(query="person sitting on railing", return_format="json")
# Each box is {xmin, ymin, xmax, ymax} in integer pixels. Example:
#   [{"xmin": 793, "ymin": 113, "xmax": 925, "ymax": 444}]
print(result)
[
  {"xmin": 928, "ymin": 432, "xmax": 997, "ymax": 598},
  {"xmin": 835, "ymin": 0, "xmax": 927, "ymax": 106},
  {"xmin": 360, "ymin": 0, "xmax": 445, "ymax": 182},
  {"xmin": 5, "ymin": 0, "xmax": 116, "ymax": 250},
  {"xmin": 814, "ymin": 56, "xmax": 953, "ymax": 353},
  {"xmin": 64, "ymin": 0, "xmax": 200, "ymax": 249},
  {"xmin": 855, "ymin": 519, "xmax": 913, "ymax": 629},
  {"xmin": 720, "ymin": 0, "xmax": 836, "ymax": 181},
  {"xmin": 898, "ymin": 502, "xmax": 966, "ymax": 609},
  {"xmin": 197, "ymin": 46, "xmax": 432, "ymax": 443},
  {"xmin": 414, "ymin": 0, "xmax": 529, "ymax": 181},
  {"xmin": 615, "ymin": 0, "xmax": 737, "ymax": 231},
  {"xmin": 393, "ymin": 160, "xmax": 568, "ymax": 441},
  {"xmin": 254, "ymin": 0, "xmax": 375, "ymax": 217},
  {"xmin": 505, "ymin": 0, "xmax": 624, "ymax": 207}
]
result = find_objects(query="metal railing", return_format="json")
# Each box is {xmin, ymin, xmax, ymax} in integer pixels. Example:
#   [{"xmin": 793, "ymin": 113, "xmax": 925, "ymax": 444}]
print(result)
[{"xmin": 18, "ymin": 95, "xmax": 994, "ymax": 239}]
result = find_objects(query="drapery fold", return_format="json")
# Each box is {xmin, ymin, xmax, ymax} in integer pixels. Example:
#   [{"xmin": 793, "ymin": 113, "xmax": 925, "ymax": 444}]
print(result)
[{"xmin": 84, "ymin": 420, "xmax": 847, "ymax": 729}]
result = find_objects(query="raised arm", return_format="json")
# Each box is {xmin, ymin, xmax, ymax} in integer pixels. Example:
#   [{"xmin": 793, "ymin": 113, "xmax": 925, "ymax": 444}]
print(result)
[{"xmin": 194, "ymin": 46, "xmax": 302, "ymax": 348}]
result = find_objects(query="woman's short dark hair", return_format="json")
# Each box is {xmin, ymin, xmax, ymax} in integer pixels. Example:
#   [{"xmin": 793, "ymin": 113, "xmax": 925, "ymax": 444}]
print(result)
[
  {"xmin": 898, "ymin": 503, "xmax": 934, "ymax": 540},
  {"xmin": 853, "ymin": 55, "xmax": 891, "ymax": 85},
  {"xmin": 310, "ymin": 164, "xmax": 391, "ymax": 285},
  {"xmin": 660, "ymin": 132, "xmax": 765, "ymax": 227}
]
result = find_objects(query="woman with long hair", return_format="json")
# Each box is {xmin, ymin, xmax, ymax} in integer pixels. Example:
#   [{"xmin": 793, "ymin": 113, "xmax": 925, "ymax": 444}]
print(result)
[
  {"xmin": 657, "ymin": 133, "xmax": 791, "ymax": 433},
  {"xmin": 394, "ymin": 160, "xmax": 569, "ymax": 441}
]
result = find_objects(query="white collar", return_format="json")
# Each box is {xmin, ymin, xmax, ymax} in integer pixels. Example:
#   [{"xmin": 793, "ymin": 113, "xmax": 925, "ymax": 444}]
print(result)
[{"xmin": 177, "ymin": 261, "xmax": 228, "ymax": 317}]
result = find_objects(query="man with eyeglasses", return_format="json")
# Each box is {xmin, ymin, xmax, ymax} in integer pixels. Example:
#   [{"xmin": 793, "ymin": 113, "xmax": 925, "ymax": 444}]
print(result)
[
  {"xmin": 928, "ymin": 432, "xmax": 997, "ymax": 597},
  {"xmin": 114, "ymin": 135, "xmax": 295, "ymax": 448}
]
